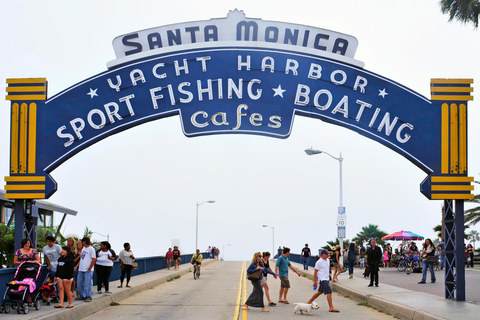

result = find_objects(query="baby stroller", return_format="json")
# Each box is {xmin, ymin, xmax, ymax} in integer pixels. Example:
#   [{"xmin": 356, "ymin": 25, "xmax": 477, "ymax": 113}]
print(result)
[{"xmin": 0, "ymin": 261, "xmax": 42, "ymax": 314}]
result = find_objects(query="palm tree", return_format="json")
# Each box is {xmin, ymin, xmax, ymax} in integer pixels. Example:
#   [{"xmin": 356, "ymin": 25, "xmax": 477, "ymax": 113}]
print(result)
[
  {"xmin": 465, "ymin": 194, "xmax": 480, "ymax": 226},
  {"xmin": 440, "ymin": 0, "xmax": 480, "ymax": 27},
  {"xmin": 467, "ymin": 230, "xmax": 480, "ymax": 249},
  {"xmin": 322, "ymin": 239, "xmax": 350, "ymax": 250},
  {"xmin": 433, "ymin": 223, "xmax": 470, "ymax": 240},
  {"xmin": 0, "ymin": 223, "xmax": 14, "ymax": 268},
  {"xmin": 351, "ymin": 224, "xmax": 388, "ymax": 246}
]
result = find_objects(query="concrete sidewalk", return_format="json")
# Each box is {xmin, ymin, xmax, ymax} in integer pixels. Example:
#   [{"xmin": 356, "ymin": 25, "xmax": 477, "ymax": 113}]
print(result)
[
  {"xmin": 292, "ymin": 261, "xmax": 480, "ymax": 320},
  {"xmin": 8, "ymin": 259, "xmax": 218, "ymax": 320}
]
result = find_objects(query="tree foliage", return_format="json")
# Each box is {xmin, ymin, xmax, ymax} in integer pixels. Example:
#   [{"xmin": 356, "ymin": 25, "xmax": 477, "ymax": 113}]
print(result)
[
  {"xmin": 465, "ymin": 194, "xmax": 480, "ymax": 226},
  {"xmin": 351, "ymin": 224, "xmax": 388, "ymax": 246},
  {"xmin": 440, "ymin": 0, "xmax": 480, "ymax": 27}
]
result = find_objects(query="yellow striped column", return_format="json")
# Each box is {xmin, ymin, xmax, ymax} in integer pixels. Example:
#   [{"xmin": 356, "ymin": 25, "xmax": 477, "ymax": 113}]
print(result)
[
  {"xmin": 429, "ymin": 78, "xmax": 474, "ymax": 200},
  {"xmin": 5, "ymin": 78, "xmax": 47, "ymax": 199}
]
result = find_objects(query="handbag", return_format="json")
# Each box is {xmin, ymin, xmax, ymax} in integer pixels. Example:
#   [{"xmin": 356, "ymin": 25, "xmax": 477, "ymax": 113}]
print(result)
[
  {"xmin": 426, "ymin": 256, "xmax": 436, "ymax": 263},
  {"xmin": 247, "ymin": 269, "xmax": 263, "ymax": 281},
  {"xmin": 131, "ymin": 262, "xmax": 138, "ymax": 270}
]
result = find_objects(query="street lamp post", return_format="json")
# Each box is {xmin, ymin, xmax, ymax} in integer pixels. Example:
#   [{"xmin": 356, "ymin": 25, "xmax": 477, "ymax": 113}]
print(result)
[
  {"xmin": 305, "ymin": 147, "xmax": 345, "ymax": 265},
  {"xmin": 91, "ymin": 231, "xmax": 109, "ymax": 242},
  {"xmin": 262, "ymin": 225, "xmax": 275, "ymax": 255},
  {"xmin": 196, "ymin": 200, "xmax": 215, "ymax": 251}
]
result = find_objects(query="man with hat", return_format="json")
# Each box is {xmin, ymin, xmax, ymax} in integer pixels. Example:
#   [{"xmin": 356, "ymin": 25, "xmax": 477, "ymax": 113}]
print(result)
[{"xmin": 307, "ymin": 249, "xmax": 340, "ymax": 313}]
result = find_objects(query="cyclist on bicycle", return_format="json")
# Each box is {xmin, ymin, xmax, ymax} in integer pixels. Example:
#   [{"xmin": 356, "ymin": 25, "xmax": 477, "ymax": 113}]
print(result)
[{"xmin": 191, "ymin": 249, "xmax": 203, "ymax": 276}]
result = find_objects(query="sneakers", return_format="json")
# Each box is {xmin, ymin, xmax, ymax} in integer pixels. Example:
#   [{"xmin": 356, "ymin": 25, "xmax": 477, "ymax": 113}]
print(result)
[
  {"xmin": 368, "ymin": 284, "xmax": 373, "ymax": 287},
  {"xmin": 105, "ymin": 290, "xmax": 112, "ymax": 294},
  {"xmin": 97, "ymin": 291, "xmax": 102, "ymax": 294},
  {"xmin": 85, "ymin": 298, "xmax": 92, "ymax": 302}
]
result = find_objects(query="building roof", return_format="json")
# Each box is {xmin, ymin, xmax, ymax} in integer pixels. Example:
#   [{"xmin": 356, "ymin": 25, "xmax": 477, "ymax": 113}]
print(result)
[{"xmin": 0, "ymin": 190, "xmax": 77, "ymax": 216}]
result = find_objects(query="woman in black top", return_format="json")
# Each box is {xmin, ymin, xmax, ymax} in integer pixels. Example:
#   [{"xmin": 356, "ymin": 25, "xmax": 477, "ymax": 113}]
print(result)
[
  {"xmin": 261, "ymin": 252, "xmax": 276, "ymax": 306},
  {"xmin": 54, "ymin": 246, "xmax": 75, "ymax": 308}
]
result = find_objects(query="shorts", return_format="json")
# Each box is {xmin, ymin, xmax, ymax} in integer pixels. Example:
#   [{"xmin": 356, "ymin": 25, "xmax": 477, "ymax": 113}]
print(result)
[
  {"xmin": 280, "ymin": 276, "xmax": 290, "ymax": 288},
  {"xmin": 261, "ymin": 276, "xmax": 267, "ymax": 286},
  {"xmin": 318, "ymin": 280, "xmax": 332, "ymax": 295},
  {"xmin": 332, "ymin": 262, "xmax": 338, "ymax": 266},
  {"xmin": 166, "ymin": 259, "xmax": 172, "ymax": 262},
  {"xmin": 193, "ymin": 261, "xmax": 201, "ymax": 265}
]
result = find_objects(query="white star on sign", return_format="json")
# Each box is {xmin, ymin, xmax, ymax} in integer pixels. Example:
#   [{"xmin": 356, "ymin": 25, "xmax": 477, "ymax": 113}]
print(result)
[
  {"xmin": 87, "ymin": 88, "xmax": 98, "ymax": 99},
  {"xmin": 272, "ymin": 85, "xmax": 286, "ymax": 98},
  {"xmin": 378, "ymin": 88, "xmax": 388, "ymax": 98}
]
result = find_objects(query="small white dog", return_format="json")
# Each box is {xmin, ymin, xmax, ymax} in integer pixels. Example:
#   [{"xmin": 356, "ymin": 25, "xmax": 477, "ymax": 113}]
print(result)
[{"xmin": 293, "ymin": 301, "xmax": 319, "ymax": 315}]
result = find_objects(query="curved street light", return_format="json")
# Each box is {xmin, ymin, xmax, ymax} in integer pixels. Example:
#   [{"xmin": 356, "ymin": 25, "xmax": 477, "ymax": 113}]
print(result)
[
  {"xmin": 305, "ymin": 147, "xmax": 345, "ymax": 265},
  {"xmin": 196, "ymin": 200, "xmax": 215, "ymax": 250}
]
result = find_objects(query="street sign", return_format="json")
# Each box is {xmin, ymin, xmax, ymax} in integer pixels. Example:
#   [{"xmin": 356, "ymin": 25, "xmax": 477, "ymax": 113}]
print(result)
[{"xmin": 338, "ymin": 226, "xmax": 346, "ymax": 239}]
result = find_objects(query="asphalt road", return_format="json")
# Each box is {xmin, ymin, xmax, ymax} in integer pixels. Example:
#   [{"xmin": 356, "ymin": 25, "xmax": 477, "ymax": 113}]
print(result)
[{"xmin": 81, "ymin": 261, "xmax": 397, "ymax": 320}]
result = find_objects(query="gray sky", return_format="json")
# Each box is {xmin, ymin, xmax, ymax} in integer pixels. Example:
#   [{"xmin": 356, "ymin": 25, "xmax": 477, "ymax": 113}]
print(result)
[{"xmin": 1, "ymin": 0, "xmax": 479, "ymax": 261}]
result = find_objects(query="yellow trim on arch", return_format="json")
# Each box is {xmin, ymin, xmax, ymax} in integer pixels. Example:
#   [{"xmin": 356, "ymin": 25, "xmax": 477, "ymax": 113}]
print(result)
[
  {"xmin": 5, "ymin": 176, "xmax": 45, "ymax": 182},
  {"xmin": 431, "ymin": 185, "xmax": 474, "ymax": 191},
  {"xmin": 431, "ymin": 79, "xmax": 473, "ymax": 84},
  {"xmin": 431, "ymin": 95, "xmax": 473, "ymax": 101},
  {"xmin": 19, "ymin": 103, "xmax": 28, "ymax": 173},
  {"xmin": 431, "ymin": 176, "xmax": 474, "ymax": 183},
  {"xmin": 10, "ymin": 103, "xmax": 19, "ymax": 174},
  {"xmin": 6, "ymin": 86, "xmax": 46, "ymax": 92},
  {"xmin": 449, "ymin": 104, "xmax": 458, "ymax": 174},
  {"xmin": 430, "ymin": 87, "xmax": 473, "ymax": 93},
  {"xmin": 431, "ymin": 194, "xmax": 474, "ymax": 200},
  {"xmin": 459, "ymin": 104, "xmax": 467, "ymax": 174},
  {"xmin": 4, "ymin": 185, "xmax": 45, "ymax": 191},
  {"xmin": 28, "ymin": 103, "xmax": 37, "ymax": 174},
  {"xmin": 4, "ymin": 193, "xmax": 45, "ymax": 199},
  {"xmin": 6, "ymin": 94, "xmax": 46, "ymax": 101},
  {"xmin": 441, "ymin": 103, "xmax": 449, "ymax": 174}
]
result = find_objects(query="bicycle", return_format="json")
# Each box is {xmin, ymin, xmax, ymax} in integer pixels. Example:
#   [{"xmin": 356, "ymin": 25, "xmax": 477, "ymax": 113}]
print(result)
[
  {"xmin": 397, "ymin": 254, "xmax": 419, "ymax": 273},
  {"xmin": 192, "ymin": 263, "xmax": 200, "ymax": 280}
]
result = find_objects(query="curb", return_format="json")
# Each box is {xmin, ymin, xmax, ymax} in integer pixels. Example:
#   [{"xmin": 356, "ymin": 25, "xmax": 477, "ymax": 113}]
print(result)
[{"xmin": 38, "ymin": 259, "xmax": 218, "ymax": 320}]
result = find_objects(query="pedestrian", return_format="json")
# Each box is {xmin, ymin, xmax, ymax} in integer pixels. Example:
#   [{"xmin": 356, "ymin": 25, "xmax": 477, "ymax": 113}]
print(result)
[
  {"xmin": 43, "ymin": 235, "xmax": 62, "ymax": 277},
  {"xmin": 277, "ymin": 246, "xmax": 283, "ymax": 258},
  {"xmin": 95, "ymin": 241, "xmax": 116, "ymax": 294},
  {"xmin": 66, "ymin": 237, "xmax": 77, "ymax": 295},
  {"xmin": 383, "ymin": 248, "xmax": 389, "ymax": 268},
  {"xmin": 75, "ymin": 237, "xmax": 96, "ymax": 302},
  {"xmin": 301, "ymin": 244, "xmax": 311, "ymax": 270},
  {"xmin": 172, "ymin": 246, "xmax": 181, "ymax": 270},
  {"xmin": 366, "ymin": 239, "xmax": 382, "ymax": 287},
  {"xmin": 206, "ymin": 246, "xmax": 212, "ymax": 259},
  {"xmin": 261, "ymin": 252, "xmax": 276, "ymax": 306},
  {"xmin": 73, "ymin": 241, "xmax": 83, "ymax": 299},
  {"xmin": 14, "ymin": 238, "xmax": 40, "ymax": 265},
  {"xmin": 54, "ymin": 246, "xmax": 75, "ymax": 309},
  {"xmin": 275, "ymin": 247, "xmax": 300, "ymax": 304},
  {"xmin": 165, "ymin": 248, "xmax": 173, "ymax": 270},
  {"xmin": 118, "ymin": 242, "xmax": 135, "ymax": 288},
  {"xmin": 437, "ymin": 241, "xmax": 445, "ymax": 270},
  {"xmin": 386, "ymin": 243, "xmax": 393, "ymax": 267},
  {"xmin": 243, "ymin": 252, "xmax": 277, "ymax": 312},
  {"xmin": 419, "ymin": 238, "xmax": 437, "ymax": 284},
  {"xmin": 331, "ymin": 245, "xmax": 342, "ymax": 282},
  {"xmin": 466, "ymin": 244, "xmax": 474, "ymax": 268},
  {"xmin": 307, "ymin": 249, "xmax": 340, "ymax": 313},
  {"xmin": 347, "ymin": 242, "xmax": 357, "ymax": 278}
]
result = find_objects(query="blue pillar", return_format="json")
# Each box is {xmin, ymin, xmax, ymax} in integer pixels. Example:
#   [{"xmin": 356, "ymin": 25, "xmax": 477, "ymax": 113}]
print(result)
[
  {"xmin": 14, "ymin": 200, "xmax": 25, "ymax": 251},
  {"xmin": 455, "ymin": 200, "xmax": 465, "ymax": 301},
  {"xmin": 444, "ymin": 200, "xmax": 455, "ymax": 299}
]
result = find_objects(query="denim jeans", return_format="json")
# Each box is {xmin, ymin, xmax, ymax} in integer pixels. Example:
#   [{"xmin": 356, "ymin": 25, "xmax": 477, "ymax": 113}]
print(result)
[
  {"xmin": 348, "ymin": 259, "xmax": 356, "ymax": 275},
  {"xmin": 77, "ymin": 270, "xmax": 93, "ymax": 299},
  {"xmin": 421, "ymin": 259, "xmax": 436, "ymax": 283},
  {"xmin": 302, "ymin": 257, "xmax": 310, "ymax": 270},
  {"xmin": 440, "ymin": 254, "xmax": 445, "ymax": 269}
]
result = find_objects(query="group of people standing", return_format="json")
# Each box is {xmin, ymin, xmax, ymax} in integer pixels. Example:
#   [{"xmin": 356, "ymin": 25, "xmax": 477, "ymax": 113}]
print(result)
[
  {"xmin": 13, "ymin": 236, "xmax": 136, "ymax": 309},
  {"xmin": 206, "ymin": 246, "xmax": 220, "ymax": 259}
]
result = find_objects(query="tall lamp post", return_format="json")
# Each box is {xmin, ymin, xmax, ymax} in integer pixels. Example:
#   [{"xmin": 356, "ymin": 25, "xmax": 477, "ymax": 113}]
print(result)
[
  {"xmin": 305, "ymin": 147, "xmax": 345, "ymax": 265},
  {"xmin": 222, "ymin": 244, "xmax": 231, "ymax": 261},
  {"xmin": 262, "ymin": 225, "xmax": 275, "ymax": 255},
  {"xmin": 196, "ymin": 200, "xmax": 215, "ymax": 250},
  {"xmin": 91, "ymin": 231, "xmax": 109, "ymax": 242}
]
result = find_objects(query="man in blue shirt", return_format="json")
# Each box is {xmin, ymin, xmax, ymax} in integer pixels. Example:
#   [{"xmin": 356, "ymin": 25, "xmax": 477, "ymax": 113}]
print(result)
[{"xmin": 275, "ymin": 247, "xmax": 300, "ymax": 304}]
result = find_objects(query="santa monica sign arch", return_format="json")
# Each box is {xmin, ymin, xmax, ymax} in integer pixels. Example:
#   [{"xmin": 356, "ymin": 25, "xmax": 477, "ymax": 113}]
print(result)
[
  {"xmin": 4, "ymin": 9, "xmax": 475, "ymax": 301},
  {"xmin": 5, "ymin": 10, "xmax": 474, "ymax": 201}
]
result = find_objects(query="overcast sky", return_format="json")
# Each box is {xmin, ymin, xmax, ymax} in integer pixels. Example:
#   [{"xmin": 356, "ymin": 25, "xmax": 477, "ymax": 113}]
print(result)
[{"xmin": 1, "ymin": 0, "xmax": 479, "ymax": 261}]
